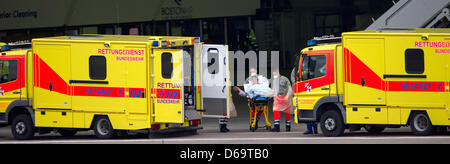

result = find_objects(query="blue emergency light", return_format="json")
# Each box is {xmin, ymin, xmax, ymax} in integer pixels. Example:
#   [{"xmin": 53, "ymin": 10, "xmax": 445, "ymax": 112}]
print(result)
[
  {"xmin": 307, "ymin": 39, "xmax": 317, "ymax": 46},
  {"xmin": 1, "ymin": 45, "xmax": 10, "ymax": 51},
  {"xmin": 307, "ymin": 35, "xmax": 341, "ymax": 46},
  {"xmin": 152, "ymin": 41, "xmax": 159, "ymax": 47}
]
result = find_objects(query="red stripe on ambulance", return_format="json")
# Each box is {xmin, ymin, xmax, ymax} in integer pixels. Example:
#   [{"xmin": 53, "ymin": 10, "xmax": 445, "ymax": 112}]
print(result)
[
  {"xmin": 34, "ymin": 54, "xmax": 145, "ymax": 98},
  {"xmin": 345, "ymin": 48, "xmax": 445, "ymax": 92}
]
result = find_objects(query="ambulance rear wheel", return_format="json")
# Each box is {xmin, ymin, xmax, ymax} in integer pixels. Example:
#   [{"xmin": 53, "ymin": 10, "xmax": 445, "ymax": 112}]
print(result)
[
  {"xmin": 410, "ymin": 112, "xmax": 433, "ymax": 136},
  {"xmin": 11, "ymin": 114, "xmax": 35, "ymax": 140},
  {"xmin": 320, "ymin": 110, "xmax": 345, "ymax": 137},
  {"xmin": 93, "ymin": 116, "xmax": 117, "ymax": 139}
]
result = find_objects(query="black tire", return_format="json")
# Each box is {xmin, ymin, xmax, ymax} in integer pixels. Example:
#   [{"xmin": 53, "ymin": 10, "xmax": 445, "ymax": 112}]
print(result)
[
  {"xmin": 93, "ymin": 116, "xmax": 117, "ymax": 139},
  {"xmin": 58, "ymin": 129, "xmax": 78, "ymax": 137},
  {"xmin": 11, "ymin": 114, "xmax": 35, "ymax": 140},
  {"xmin": 320, "ymin": 110, "xmax": 345, "ymax": 137},
  {"xmin": 365, "ymin": 125, "xmax": 385, "ymax": 134},
  {"xmin": 410, "ymin": 112, "xmax": 433, "ymax": 136}
]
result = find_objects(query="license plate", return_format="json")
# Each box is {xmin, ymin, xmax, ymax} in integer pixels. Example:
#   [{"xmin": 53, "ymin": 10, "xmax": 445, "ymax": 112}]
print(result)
[{"xmin": 168, "ymin": 123, "xmax": 180, "ymax": 128}]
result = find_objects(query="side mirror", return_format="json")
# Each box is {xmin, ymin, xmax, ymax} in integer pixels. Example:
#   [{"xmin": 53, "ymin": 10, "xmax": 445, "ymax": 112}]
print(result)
[{"xmin": 294, "ymin": 55, "xmax": 300, "ymax": 82}]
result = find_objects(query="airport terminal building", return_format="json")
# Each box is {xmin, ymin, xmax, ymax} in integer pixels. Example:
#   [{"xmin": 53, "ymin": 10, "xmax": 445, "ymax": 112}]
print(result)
[{"xmin": 0, "ymin": 0, "xmax": 402, "ymax": 68}]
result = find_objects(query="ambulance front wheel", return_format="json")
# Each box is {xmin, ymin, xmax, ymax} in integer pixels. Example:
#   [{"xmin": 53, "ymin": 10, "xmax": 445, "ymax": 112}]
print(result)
[
  {"xmin": 11, "ymin": 114, "xmax": 35, "ymax": 140},
  {"xmin": 319, "ymin": 110, "xmax": 345, "ymax": 137},
  {"xmin": 93, "ymin": 116, "xmax": 117, "ymax": 139}
]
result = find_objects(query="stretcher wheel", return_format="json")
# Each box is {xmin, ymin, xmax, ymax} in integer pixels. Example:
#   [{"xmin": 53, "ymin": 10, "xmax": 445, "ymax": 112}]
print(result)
[
  {"xmin": 250, "ymin": 126, "xmax": 256, "ymax": 132},
  {"xmin": 265, "ymin": 126, "xmax": 271, "ymax": 131}
]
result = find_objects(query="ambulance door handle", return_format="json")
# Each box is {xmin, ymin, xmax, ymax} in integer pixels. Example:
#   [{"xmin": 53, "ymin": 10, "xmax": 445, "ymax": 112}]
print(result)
[
  {"xmin": 321, "ymin": 87, "xmax": 329, "ymax": 90},
  {"xmin": 360, "ymin": 77, "xmax": 365, "ymax": 87},
  {"xmin": 49, "ymin": 82, "xmax": 53, "ymax": 91}
]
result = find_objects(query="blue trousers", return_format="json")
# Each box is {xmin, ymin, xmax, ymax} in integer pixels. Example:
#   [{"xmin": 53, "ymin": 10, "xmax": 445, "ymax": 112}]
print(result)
[{"xmin": 306, "ymin": 123, "xmax": 318, "ymax": 132}]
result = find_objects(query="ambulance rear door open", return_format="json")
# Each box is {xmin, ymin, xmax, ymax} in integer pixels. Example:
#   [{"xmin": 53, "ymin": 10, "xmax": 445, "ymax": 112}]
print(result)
[
  {"xmin": 151, "ymin": 49, "xmax": 184, "ymax": 123},
  {"xmin": 200, "ymin": 44, "xmax": 230, "ymax": 118}
]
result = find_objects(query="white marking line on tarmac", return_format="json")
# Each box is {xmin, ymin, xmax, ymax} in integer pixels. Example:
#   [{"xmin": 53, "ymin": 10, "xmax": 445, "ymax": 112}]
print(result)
[{"xmin": 1, "ymin": 136, "xmax": 450, "ymax": 144}]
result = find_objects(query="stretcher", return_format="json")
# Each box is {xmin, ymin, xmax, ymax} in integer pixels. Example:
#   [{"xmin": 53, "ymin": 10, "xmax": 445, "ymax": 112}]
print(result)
[{"xmin": 248, "ymin": 96, "xmax": 272, "ymax": 132}]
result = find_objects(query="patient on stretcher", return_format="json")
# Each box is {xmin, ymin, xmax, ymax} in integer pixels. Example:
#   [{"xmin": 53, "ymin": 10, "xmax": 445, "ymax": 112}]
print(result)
[
  {"xmin": 247, "ymin": 83, "xmax": 272, "ymax": 98},
  {"xmin": 234, "ymin": 76, "xmax": 272, "ymax": 99}
]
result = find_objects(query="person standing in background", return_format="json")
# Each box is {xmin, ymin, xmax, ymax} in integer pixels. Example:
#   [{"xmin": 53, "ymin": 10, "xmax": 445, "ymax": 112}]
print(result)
[
  {"xmin": 291, "ymin": 63, "xmax": 318, "ymax": 134},
  {"xmin": 219, "ymin": 93, "xmax": 237, "ymax": 132},
  {"xmin": 304, "ymin": 123, "xmax": 318, "ymax": 134}
]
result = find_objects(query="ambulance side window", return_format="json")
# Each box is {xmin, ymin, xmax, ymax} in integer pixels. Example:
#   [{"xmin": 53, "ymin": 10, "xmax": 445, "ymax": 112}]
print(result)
[
  {"xmin": 405, "ymin": 49, "xmax": 424, "ymax": 74},
  {"xmin": 161, "ymin": 52, "xmax": 173, "ymax": 79},
  {"xmin": 207, "ymin": 48, "xmax": 219, "ymax": 74},
  {"xmin": 89, "ymin": 56, "xmax": 107, "ymax": 80},
  {"xmin": 0, "ymin": 60, "xmax": 18, "ymax": 84},
  {"xmin": 301, "ymin": 55, "xmax": 326, "ymax": 81}
]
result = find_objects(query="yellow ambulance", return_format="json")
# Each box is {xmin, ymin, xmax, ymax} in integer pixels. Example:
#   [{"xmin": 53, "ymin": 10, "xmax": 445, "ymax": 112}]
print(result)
[
  {"xmin": 293, "ymin": 28, "xmax": 450, "ymax": 136},
  {"xmin": 0, "ymin": 35, "xmax": 230, "ymax": 139}
]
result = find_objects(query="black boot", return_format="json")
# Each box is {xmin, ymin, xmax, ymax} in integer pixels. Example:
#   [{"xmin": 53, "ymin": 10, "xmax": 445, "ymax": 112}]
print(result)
[
  {"xmin": 286, "ymin": 121, "xmax": 291, "ymax": 132},
  {"xmin": 219, "ymin": 118, "xmax": 230, "ymax": 132},
  {"xmin": 220, "ymin": 124, "xmax": 229, "ymax": 133},
  {"xmin": 271, "ymin": 124, "xmax": 280, "ymax": 132},
  {"xmin": 271, "ymin": 120, "xmax": 280, "ymax": 132}
]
